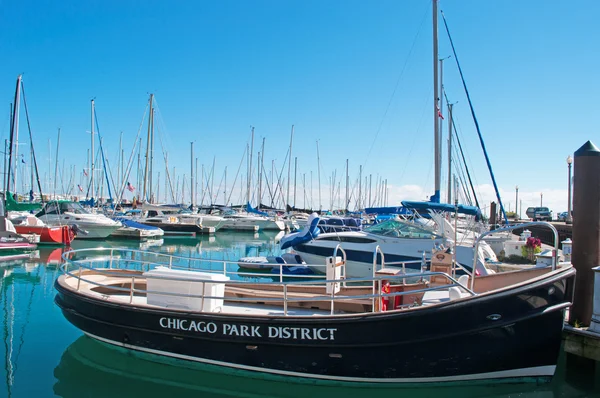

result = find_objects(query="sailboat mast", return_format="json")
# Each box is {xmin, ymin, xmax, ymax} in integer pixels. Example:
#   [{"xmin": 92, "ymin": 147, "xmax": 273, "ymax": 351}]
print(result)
[
  {"xmin": 90, "ymin": 99, "xmax": 95, "ymax": 200},
  {"xmin": 447, "ymin": 103, "xmax": 453, "ymax": 203},
  {"xmin": 53, "ymin": 128, "xmax": 60, "ymax": 198},
  {"xmin": 142, "ymin": 94, "xmax": 153, "ymax": 201},
  {"xmin": 148, "ymin": 105, "xmax": 152, "ymax": 203},
  {"xmin": 3, "ymin": 139, "xmax": 8, "ymax": 194},
  {"xmin": 190, "ymin": 141, "xmax": 194, "ymax": 208},
  {"xmin": 358, "ymin": 165, "xmax": 362, "ymax": 211},
  {"xmin": 118, "ymin": 132, "xmax": 122, "ymax": 192},
  {"xmin": 247, "ymin": 126, "xmax": 254, "ymax": 205},
  {"xmin": 432, "ymin": 0, "xmax": 440, "ymax": 203},
  {"xmin": 259, "ymin": 138, "xmax": 265, "ymax": 209},
  {"xmin": 345, "ymin": 159, "xmax": 349, "ymax": 211},
  {"xmin": 316, "ymin": 140, "xmax": 321, "ymax": 211},
  {"xmin": 7, "ymin": 76, "xmax": 22, "ymax": 194},
  {"xmin": 293, "ymin": 156, "xmax": 297, "ymax": 208},
  {"xmin": 286, "ymin": 125, "xmax": 294, "ymax": 207}
]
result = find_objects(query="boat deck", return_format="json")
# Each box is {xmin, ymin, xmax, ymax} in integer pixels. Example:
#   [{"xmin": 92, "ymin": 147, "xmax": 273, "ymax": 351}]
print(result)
[{"xmin": 105, "ymin": 294, "xmax": 335, "ymax": 316}]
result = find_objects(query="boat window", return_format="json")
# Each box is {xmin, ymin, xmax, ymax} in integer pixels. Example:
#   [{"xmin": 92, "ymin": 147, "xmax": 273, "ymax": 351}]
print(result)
[
  {"xmin": 42, "ymin": 202, "xmax": 60, "ymax": 215},
  {"xmin": 59, "ymin": 202, "xmax": 90, "ymax": 214},
  {"xmin": 317, "ymin": 236, "xmax": 377, "ymax": 243},
  {"xmin": 364, "ymin": 219, "xmax": 438, "ymax": 239}
]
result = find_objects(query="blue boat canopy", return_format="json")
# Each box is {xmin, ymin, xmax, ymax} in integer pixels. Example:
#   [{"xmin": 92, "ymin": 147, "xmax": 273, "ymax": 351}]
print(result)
[
  {"xmin": 246, "ymin": 202, "xmax": 268, "ymax": 217},
  {"xmin": 401, "ymin": 201, "xmax": 481, "ymax": 217},
  {"xmin": 364, "ymin": 206, "xmax": 412, "ymax": 215}
]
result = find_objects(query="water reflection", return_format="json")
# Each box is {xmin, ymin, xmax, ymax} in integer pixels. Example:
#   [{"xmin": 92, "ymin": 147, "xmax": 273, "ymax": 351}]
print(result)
[{"xmin": 53, "ymin": 335, "xmax": 599, "ymax": 398}]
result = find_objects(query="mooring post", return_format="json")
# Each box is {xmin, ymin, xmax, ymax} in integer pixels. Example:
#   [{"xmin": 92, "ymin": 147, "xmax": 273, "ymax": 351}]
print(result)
[
  {"xmin": 570, "ymin": 140, "xmax": 600, "ymax": 326},
  {"xmin": 591, "ymin": 266, "xmax": 600, "ymax": 333}
]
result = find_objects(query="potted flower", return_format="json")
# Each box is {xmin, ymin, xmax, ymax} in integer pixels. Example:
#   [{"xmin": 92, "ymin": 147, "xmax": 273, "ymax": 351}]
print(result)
[{"xmin": 521, "ymin": 237, "xmax": 542, "ymax": 262}]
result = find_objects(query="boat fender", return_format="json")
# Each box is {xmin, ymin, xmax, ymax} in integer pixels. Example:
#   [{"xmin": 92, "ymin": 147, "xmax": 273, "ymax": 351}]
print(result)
[{"xmin": 381, "ymin": 280, "xmax": 391, "ymax": 311}]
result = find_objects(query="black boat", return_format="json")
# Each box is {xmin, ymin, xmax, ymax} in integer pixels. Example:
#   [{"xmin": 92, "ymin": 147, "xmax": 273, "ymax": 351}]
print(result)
[{"xmin": 54, "ymin": 222, "xmax": 575, "ymax": 385}]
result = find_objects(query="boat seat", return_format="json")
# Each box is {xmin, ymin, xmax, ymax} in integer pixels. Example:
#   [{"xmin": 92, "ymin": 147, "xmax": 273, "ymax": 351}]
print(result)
[{"xmin": 448, "ymin": 286, "xmax": 471, "ymax": 301}]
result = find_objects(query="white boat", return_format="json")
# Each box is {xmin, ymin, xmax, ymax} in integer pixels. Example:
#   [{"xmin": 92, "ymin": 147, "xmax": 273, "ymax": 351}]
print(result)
[
  {"xmin": 237, "ymin": 252, "xmax": 306, "ymax": 270},
  {"xmin": 110, "ymin": 218, "xmax": 164, "ymax": 240},
  {"xmin": 36, "ymin": 200, "xmax": 122, "ymax": 239},
  {"xmin": 285, "ymin": 213, "xmax": 496, "ymax": 278},
  {"xmin": 139, "ymin": 204, "xmax": 226, "ymax": 232},
  {"xmin": 221, "ymin": 211, "xmax": 285, "ymax": 232}
]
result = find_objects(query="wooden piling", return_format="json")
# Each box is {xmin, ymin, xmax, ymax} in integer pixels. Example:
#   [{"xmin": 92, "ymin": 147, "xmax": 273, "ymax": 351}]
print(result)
[{"xmin": 570, "ymin": 140, "xmax": 600, "ymax": 326}]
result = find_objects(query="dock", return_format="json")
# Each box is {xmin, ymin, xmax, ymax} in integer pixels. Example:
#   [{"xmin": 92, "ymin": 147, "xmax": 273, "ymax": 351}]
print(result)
[{"xmin": 563, "ymin": 325, "xmax": 600, "ymax": 361}]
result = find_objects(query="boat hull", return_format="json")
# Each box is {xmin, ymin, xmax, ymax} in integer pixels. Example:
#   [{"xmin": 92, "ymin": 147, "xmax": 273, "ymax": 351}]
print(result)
[
  {"xmin": 15, "ymin": 225, "xmax": 75, "ymax": 245},
  {"xmin": 54, "ymin": 268, "xmax": 574, "ymax": 384}
]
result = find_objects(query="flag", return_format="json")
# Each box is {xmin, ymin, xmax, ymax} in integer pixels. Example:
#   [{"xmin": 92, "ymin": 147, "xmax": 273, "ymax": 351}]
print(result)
[
  {"xmin": 83, "ymin": 169, "xmax": 88, "ymax": 177},
  {"xmin": 77, "ymin": 184, "xmax": 83, "ymax": 192},
  {"xmin": 436, "ymin": 105, "xmax": 444, "ymax": 120},
  {"xmin": 127, "ymin": 182, "xmax": 135, "ymax": 192}
]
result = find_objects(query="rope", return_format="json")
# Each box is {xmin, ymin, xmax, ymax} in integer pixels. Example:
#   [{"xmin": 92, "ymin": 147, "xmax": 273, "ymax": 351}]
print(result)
[{"xmin": 440, "ymin": 10, "xmax": 507, "ymax": 224}]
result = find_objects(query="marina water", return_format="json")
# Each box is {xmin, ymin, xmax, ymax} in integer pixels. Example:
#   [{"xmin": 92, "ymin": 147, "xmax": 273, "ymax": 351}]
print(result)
[{"xmin": 0, "ymin": 231, "xmax": 598, "ymax": 398}]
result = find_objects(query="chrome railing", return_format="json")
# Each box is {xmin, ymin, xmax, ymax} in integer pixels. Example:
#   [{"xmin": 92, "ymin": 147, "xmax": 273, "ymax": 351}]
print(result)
[
  {"xmin": 471, "ymin": 221, "xmax": 559, "ymax": 291},
  {"xmin": 60, "ymin": 247, "xmax": 476, "ymax": 317}
]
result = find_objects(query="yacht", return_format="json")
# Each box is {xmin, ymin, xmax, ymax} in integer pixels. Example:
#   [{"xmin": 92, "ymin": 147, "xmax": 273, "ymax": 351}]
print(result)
[
  {"xmin": 288, "ymin": 215, "xmax": 496, "ymax": 278},
  {"xmin": 220, "ymin": 210, "xmax": 285, "ymax": 232},
  {"xmin": 35, "ymin": 200, "xmax": 122, "ymax": 239}
]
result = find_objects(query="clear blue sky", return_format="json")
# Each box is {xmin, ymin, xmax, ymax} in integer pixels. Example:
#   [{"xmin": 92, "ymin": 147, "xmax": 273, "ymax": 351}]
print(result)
[{"xmin": 0, "ymin": 0, "xmax": 597, "ymax": 211}]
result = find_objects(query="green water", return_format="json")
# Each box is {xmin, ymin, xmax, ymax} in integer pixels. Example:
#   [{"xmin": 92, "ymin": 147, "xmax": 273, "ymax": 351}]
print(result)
[{"xmin": 0, "ymin": 231, "xmax": 598, "ymax": 398}]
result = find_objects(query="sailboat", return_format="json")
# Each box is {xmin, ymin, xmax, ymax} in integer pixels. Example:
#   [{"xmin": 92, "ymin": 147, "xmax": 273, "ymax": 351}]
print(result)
[
  {"xmin": 3, "ymin": 75, "xmax": 45, "ymax": 214},
  {"xmin": 281, "ymin": 1, "xmax": 502, "ymax": 277}
]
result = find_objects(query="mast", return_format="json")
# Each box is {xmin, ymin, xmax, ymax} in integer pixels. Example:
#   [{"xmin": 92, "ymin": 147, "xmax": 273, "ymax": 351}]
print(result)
[
  {"xmin": 286, "ymin": 125, "xmax": 294, "ymax": 207},
  {"xmin": 345, "ymin": 159, "xmax": 349, "ymax": 211},
  {"xmin": 149, "ymin": 104, "xmax": 155, "ymax": 202},
  {"xmin": 432, "ymin": 0, "xmax": 440, "ymax": 203},
  {"xmin": 164, "ymin": 153, "xmax": 169, "ymax": 203},
  {"xmin": 7, "ymin": 75, "xmax": 22, "ymax": 194},
  {"xmin": 90, "ymin": 99, "xmax": 95, "ymax": 200},
  {"xmin": 358, "ymin": 165, "xmax": 362, "ymax": 211},
  {"xmin": 3, "ymin": 139, "xmax": 7, "ymax": 194},
  {"xmin": 447, "ymin": 103, "xmax": 453, "ymax": 203},
  {"xmin": 190, "ymin": 141, "xmax": 194, "ymax": 208},
  {"xmin": 53, "ymin": 128, "xmax": 60, "ymax": 198},
  {"xmin": 247, "ymin": 126, "xmax": 254, "ymax": 205},
  {"xmin": 293, "ymin": 156, "xmax": 297, "ymax": 208},
  {"xmin": 316, "ymin": 140, "xmax": 321, "ymax": 211},
  {"xmin": 142, "ymin": 94, "xmax": 153, "ymax": 202},
  {"xmin": 258, "ymin": 137, "xmax": 265, "ymax": 209},
  {"xmin": 118, "ymin": 132, "xmax": 122, "ymax": 191},
  {"xmin": 369, "ymin": 174, "xmax": 373, "ymax": 207},
  {"xmin": 195, "ymin": 157, "xmax": 198, "ymax": 206},
  {"xmin": 224, "ymin": 167, "xmax": 227, "ymax": 205}
]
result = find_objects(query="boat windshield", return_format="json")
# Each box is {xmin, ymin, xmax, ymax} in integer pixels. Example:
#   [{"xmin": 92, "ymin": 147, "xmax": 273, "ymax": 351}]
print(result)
[
  {"xmin": 59, "ymin": 202, "xmax": 90, "ymax": 214},
  {"xmin": 364, "ymin": 219, "xmax": 439, "ymax": 239}
]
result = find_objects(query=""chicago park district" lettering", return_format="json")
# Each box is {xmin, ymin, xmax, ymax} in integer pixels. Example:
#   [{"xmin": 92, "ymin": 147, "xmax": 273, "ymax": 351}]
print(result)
[{"xmin": 159, "ymin": 317, "xmax": 337, "ymax": 341}]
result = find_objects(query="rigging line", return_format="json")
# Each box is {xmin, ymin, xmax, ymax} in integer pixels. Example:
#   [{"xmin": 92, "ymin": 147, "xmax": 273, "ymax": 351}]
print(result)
[
  {"xmin": 451, "ymin": 116, "xmax": 480, "ymax": 209},
  {"xmin": 19, "ymin": 82, "xmax": 44, "ymax": 203},
  {"xmin": 440, "ymin": 9, "xmax": 506, "ymax": 224},
  {"xmin": 452, "ymin": 157, "xmax": 472, "ymax": 206},
  {"xmin": 226, "ymin": 147, "xmax": 246, "ymax": 206},
  {"xmin": 453, "ymin": 118, "xmax": 482, "ymax": 201},
  {"xmin": 442, "ymin": 88, "xmax": 480, "ymax": 209},
  {"xmin": 93, "ymin": 110, "xmax": 115, "ymax": 202},
  {"xmin": 362, "ymin": 3, "xmax": 431, "ymax": 170},
  {"xmin": 450, "ymin": 145, "xmax": 471, "ymax": 205},
  {"xmin": 111, "ymin": 101, "xmax": 149, "ymax": 213}
]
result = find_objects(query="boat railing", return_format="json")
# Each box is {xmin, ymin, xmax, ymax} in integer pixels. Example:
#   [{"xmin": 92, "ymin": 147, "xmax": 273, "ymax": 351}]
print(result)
[
  {"xmin": 60, "ymin": 247, "xmax": 476, "ymax": 317},
  {"xmin": 471, "ymin": 221, "xmax": 559, "ymax": 291}
]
